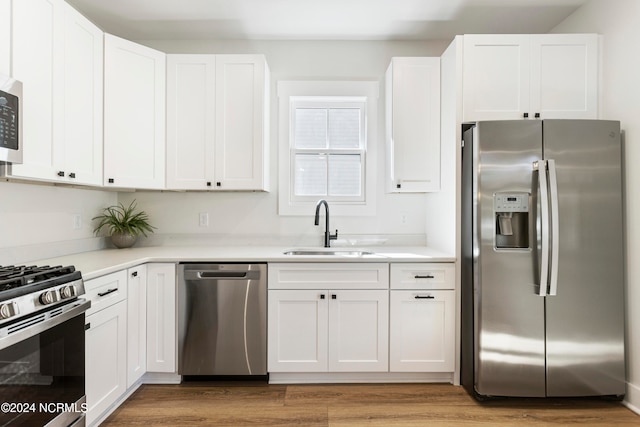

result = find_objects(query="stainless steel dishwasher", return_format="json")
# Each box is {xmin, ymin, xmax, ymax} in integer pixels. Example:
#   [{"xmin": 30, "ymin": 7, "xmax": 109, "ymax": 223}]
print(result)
[{"xmin": 178, "ymin": 263, "xmax": 267, "ymax": 377}]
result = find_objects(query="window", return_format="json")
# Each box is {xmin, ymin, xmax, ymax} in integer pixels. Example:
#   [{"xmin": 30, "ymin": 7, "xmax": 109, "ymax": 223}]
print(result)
[
  {"xmin": 291, "ymin": 98, "xmax": 365, "ymax": 202},
  {"xmin": 278, "ymin": 81, "xmax": 378, "ymax": 216}
]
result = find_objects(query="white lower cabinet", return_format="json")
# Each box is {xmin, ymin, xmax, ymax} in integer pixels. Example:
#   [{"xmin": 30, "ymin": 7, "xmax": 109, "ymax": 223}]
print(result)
[
  {"xmin": 85, "ymin": 271, "xmax": 128, "ymax": 426},
  {"xmin": 267, "ymin": 263, "xmax": 389, "ymax": 373},
  {"xmin": 389, "ymin": 263, "xmax": 456, "ymax": 372},
  {"xmin": 268, "ymin": 289, "xmax": 388, "ymax": 373},
  {"xmin": 389, "ymin": 290, "xmax": 455, "ymax": 372},
  {"xmin": 328, "ymin": 289, "xmax": 389, "ymax": 372},
  {"xmin": 146, "ymin": 263, "xmax": 177, "ymax": 373},
  {"xmin": 268, "ymin": 290, "xmax": 328, "ymax": 372},
  {"xmin": 126, "ymin": 265, "xmax": 147, "ymax": 387}
]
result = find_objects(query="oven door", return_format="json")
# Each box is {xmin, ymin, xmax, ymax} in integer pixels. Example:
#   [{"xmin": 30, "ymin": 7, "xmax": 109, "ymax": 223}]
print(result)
[{"xmin": 0, "ymin": 299, "xmax": 90, "ymax": 427}]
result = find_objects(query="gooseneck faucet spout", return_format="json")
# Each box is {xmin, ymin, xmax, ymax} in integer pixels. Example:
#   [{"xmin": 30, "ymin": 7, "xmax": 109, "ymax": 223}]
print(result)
[{"xmin": 314, "ymin": 199, "xmax": 338, "ymax": 248}]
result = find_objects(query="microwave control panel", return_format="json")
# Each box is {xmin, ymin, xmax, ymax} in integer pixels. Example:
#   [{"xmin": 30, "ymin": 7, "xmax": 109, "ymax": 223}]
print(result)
[{"xmin": 0, "ymin": 90, "xmax": 19, "ymax": 150}]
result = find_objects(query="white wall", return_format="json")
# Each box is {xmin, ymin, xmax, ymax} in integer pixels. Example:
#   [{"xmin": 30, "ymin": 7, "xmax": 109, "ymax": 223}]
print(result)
[
  {"xmin": 120, "ymin": 39, "xmax": 450, "ymax": 247},
  {"xmin": 0, "ymin": 181, "xmax": 115, "ymax": 264},
  {"xmin": 553, "ymin": 0, "xmax": 640, "ymax": 412}
]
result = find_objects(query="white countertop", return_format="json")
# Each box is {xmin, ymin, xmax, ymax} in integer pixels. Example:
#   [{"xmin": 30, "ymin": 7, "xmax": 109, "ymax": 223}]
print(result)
[{"xmin": 33, "ymin": 245, "xmax": 456, "ymax": 280}]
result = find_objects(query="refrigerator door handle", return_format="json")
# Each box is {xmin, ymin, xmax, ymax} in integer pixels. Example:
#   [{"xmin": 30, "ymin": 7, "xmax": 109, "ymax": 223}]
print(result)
[
  {"xmin": 534, "ymin": 160, "xmax": 550, "ymax": 296},
  {"xmin": 547, "ymin": 159, "xmax": 560, "ymax": 296}
]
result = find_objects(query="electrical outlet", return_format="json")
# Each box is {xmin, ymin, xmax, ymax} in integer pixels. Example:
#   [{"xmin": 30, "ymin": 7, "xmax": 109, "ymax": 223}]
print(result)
[
  {"xmin": 199, "ymin": 212, "xmax": 209, "ymax": 227},
  {"xmin": 72, "ymin": 214, "xmax": 82, "ymax": 230}
]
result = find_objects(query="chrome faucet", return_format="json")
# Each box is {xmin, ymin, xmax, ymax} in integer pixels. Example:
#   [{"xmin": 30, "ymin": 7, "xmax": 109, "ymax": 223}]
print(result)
[{"xmin": 314, "ymin": 199, "xmax": 338, "ymax": 248}]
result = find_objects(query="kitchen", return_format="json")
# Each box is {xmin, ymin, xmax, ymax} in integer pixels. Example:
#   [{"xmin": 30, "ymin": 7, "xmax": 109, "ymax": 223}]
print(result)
[{"xmin": 0, "ymin": 0, "xmax": 639, "ymax": 425}]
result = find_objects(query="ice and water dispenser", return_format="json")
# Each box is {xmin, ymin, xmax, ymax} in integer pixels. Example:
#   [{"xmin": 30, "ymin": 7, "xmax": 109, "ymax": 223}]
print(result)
[{"xmin": 494, "ymin": 192, "xmax": 529, "ymax": 249}]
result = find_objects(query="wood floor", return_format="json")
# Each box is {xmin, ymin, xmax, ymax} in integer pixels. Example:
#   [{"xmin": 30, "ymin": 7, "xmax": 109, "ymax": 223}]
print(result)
[{"xmin": 102, "ymin": 382, "xmax": 640, "ymax": 426}]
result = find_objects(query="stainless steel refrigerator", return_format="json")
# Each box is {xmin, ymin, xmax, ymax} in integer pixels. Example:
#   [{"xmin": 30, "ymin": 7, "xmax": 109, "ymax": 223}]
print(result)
[{"xmin": 461, "ymin": 120, "xmax": 625, "ymax": 399}]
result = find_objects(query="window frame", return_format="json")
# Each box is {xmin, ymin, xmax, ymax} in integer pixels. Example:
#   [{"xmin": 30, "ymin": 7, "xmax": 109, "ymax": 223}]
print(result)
[
  {"xmin": 278, "ymin": 81, "xmax": 379, "ymax": 216},
  {"xmin": 290, "ymin": 97, "xmax": 367, "ymax": 203}
]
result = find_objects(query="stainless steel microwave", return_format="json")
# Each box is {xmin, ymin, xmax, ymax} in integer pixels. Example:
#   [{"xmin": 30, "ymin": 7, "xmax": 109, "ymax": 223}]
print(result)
[{"xmin": 0, "ymin": 73, "xmax": 22, "ymax": 164}]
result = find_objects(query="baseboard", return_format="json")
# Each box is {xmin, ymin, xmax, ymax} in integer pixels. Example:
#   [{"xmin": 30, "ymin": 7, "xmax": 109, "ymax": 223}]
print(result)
[
  {"xmin": 624, "ymin": 381, "xmax": 640, "ymax": 415},
  {"xmin": 268, "ymin": 372, "xmax": 454, "ymax": 384},
  {"xmin": 142, "ymin": 372, "xmax": 182, "ymax": 384}
]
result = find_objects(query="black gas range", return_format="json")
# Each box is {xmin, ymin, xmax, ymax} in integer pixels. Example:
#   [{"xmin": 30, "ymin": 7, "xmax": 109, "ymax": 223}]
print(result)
[{"xmin": 0, "ymin": 264, "xmax": 90, "ymax": 427}]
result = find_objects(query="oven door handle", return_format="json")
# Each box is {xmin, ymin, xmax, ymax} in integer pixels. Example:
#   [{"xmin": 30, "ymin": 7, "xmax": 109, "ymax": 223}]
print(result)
[{"xmin": 0, "ymin": 299, "xmax": 91, "ymax": 351}]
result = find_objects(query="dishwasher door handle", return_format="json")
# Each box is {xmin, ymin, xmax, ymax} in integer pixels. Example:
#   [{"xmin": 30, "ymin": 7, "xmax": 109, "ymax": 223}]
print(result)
[
  {"xmin": 197, "ymin": 271, "xmax": 248, "ymax": 279},
  {"xmin": 182, "ymin": 270, "xmax": 263, "ymax": 281}
]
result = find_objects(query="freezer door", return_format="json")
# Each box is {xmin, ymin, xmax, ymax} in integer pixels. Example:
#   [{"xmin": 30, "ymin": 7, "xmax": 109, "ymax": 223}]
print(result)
[
  {"xmin": 471, "ymin": 120, "xmax": 546, "ymax": 397},
  {"xmin": 543, "ymin": 120, "xmax": 625, "ymax": 397}
]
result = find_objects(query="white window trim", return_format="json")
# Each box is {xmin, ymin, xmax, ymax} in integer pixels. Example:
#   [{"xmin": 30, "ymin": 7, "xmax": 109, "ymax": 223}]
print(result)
[{"xmin": 278, "ymin": 80, "xmax": 379, "ymax": 216}]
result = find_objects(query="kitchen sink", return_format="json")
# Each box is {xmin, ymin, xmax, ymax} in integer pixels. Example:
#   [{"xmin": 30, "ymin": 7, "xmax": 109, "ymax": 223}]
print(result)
[{"xmin": 283, "ymin": 249, "xmax": 374, "ymax": 257}]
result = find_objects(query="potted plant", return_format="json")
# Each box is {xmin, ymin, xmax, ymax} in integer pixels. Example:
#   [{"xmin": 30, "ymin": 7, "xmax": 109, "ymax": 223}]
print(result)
[{"xmin": 92, "ymin": 200, "xmax": 156, "ymax": 248}]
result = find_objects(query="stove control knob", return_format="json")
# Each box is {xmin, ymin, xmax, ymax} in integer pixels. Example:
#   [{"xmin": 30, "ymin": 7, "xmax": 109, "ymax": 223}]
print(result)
[
  {"xmin": 0, "ymin": 302, "xmax": 18, "ymax": 319},
  {"xmin": 39, "ymin": 290, "xmax": 60, "ymax": 305},
  {"xmin": 59, "ymin": 285, "xmax": 76, "ymax": 299}
]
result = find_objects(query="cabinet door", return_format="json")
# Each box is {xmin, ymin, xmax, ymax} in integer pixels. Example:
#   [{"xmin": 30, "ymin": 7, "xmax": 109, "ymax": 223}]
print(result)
[
  {"xmin": 386, "ymin": 57, "xmax": 440, "ymax": 192},
  {"xmin": 10, "ymin": 0, "xmax": 65, "ymax": 181},
  {"xmin": 267, "ymin": 290, "xmax": 329, "ymax": 372},
  {"xmin": 85, "ymin": 300, "xmax": 127, "ymax": 426},
  {"xmin": 214, "ymin": 55, "xmax": 269, "ymax": 190},
  {"xmin": 146, "ymin": 263, "xmax": 176, "ymax": 373},
  {"xmin": 389, "ymin": 290, "xmax": 455, "ymax": 372},
  {"xmin": 328, "ymin": 290, "xmax": 389, "ymax": 372},
  {"xmin": 530, "ymin": 34, "xmax": 598, "ymax": 119},
  {"xmin": 62, "ymin": 3, "xmax": 103, "ymax": 186},
  {"xmin": 127, "ymin": 265, "xmax": 147, "ymax": 387},
  {"xmin": 63, "ymin": 4, "xmax": 103, "ymax": 185},
  {"xmin": 462, "ymin": 35, "xmax": 531, "ymax": 121},
  {"xmin": 0, "ymin": 0, "xmax": 9, "ymax": 75},
  {"xmin": 104, "ymin": 33, "xmax": 166, "ymax": 189},
  {"xmin": 166, "ymin": 54, "xmax": 216, "ymax": 190}
]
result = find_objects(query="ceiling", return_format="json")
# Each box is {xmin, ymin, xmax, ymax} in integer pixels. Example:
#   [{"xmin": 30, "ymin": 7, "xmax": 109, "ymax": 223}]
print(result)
[{"xmin": 65, "ymin": 0, "xmax": 589, "ymax": 41}]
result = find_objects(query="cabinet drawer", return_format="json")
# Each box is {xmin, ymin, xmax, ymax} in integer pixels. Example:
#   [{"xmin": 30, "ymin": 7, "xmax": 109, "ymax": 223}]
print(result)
[
  {"xmin": 85, "ymin": 270, "xmax": 128, "ymax": 316},
  {"xmin": 268, "ymin": 263, "xmax": 389, "ymax": 290},
  {"xmin": 390, "ymin": 263, "xmax": 454, "ymax": 290}
]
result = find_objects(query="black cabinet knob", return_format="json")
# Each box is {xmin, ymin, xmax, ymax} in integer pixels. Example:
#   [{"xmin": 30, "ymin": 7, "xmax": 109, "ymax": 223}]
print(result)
[
  {"xmin": 57, "ymin": 171, "xmax": 65, "ymax": 177},
  {"xmin": 331, "ymin": 294, "xmax": 337, "ymax": 300},
  {"xmin": 535, "ymin": 113, "xmax": 541, "ymax": 118},
  {"xmin": 206, "ymin": 182, "xmax": 212, "ymax": 187},
  {"xmin": 108, "ymin": 178, "xmax": 114, "ymax": 184},
  {"xmin": 216, "ymin": 182, "xmax": 221, "ymax": 187},
  {"xmin": 69, "ymin": 172, "xmax": 76, "ymax": 178},
  {"xmin": 523, "ymin": 112, "xmax": 529, "ymax": 118}
]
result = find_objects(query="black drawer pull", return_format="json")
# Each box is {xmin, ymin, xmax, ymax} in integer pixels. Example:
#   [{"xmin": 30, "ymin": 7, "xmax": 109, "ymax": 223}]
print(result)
[
  {"xmin": 98, "ymin": 288, "xmax": 118, "ymax": 297},
  {"xmin": 414, "ymin": 275, "xmax": 435, "ymax": 279},
  {"xmin": 131, "ymin": 271, "xmax": 138, "ymax": 277},
  {"xmin": 331, "ymin": 294, "xmax": 337, "ymax": 300},
  {"xmin": 85, "ymin": 323, "xmax": 91, "ymax": 330},
  {"xmin": 415, "ymin": 295, "xmax": 435, "ymax": 299},
  {"xmin": 320, "ymin": 294, "xmax": 325, "ymax": 299}
]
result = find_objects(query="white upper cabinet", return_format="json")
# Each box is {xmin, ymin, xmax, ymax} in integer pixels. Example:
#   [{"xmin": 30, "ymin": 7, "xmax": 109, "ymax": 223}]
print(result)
[
  {"xmin": 166, "ymin": 55, "xmax": 216, "ymax": 190},
  {"xmin": 0, "ymin": 0, "xmax": 10, "ymax": 75},
  {"xmin": 10, "ymin": 0, "xmax": 64, "ymax": 182},
  {"xmin": 61, "ymin": 2, "xmax": 103, "ymax": 186},
  {"xmin": 386, "ymin": 57, "xmax": 441, "ymax": 193},
  {"xmin": 214, "ymin": 55, "xmax": 269, "ymax": 191},
  {"xmin": 104, "ymin": 33, "xmax": 166, "ymax": 189},
  {"xmin": 529, "ymin": 34, "xmax": 598, "ymax": 119},
  {"xmin": 463, "ymin": 34, "xmax": 598, "ymax": 121},
  {"xmin": 166, "ymin": 54, "xmax": 270, "ymax": 191},
  {"xmin": 9, "ymin": 0, "xmax": 103, "ymax": 186}
]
